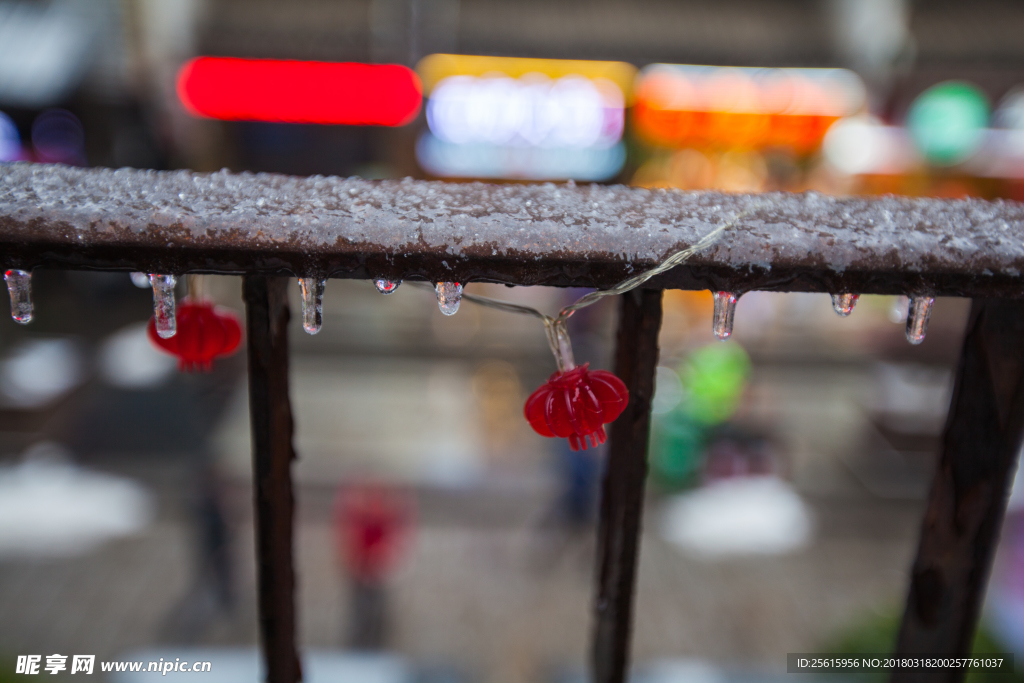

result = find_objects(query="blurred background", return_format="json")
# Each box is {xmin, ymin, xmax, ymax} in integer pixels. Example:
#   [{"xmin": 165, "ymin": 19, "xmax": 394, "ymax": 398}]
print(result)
[{"xmin": 2, "ymin": 0, "xmax": 1024, "ymax": 681}]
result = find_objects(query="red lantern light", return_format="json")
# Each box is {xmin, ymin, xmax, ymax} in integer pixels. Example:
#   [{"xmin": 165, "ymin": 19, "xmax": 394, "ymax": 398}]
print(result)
[
  {"xmin": 524, "ymin": 364, "xmax": 629, "ymax": 451},
  {"xmin": 147, "ymin": 301, "xmax": 242, "ymax": 372},
  {"xmin": 176, "ymin": 57, "xmax": 422, "ymax": 126}
]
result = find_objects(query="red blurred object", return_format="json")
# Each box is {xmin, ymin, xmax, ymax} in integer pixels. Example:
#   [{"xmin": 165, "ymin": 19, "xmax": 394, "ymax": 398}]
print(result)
[
  {"xmin": 147, "ymin": 300, "xmax": 242, "ymax": 372},
  {"xmin": 176, "ymin": 57, "xmax": 422, "ymax": 126},
  {"xmin": 335, "ymin": 483, "xmax": 412, "ymax": 582},
  {"xmin": 524, "ymin": 364, "xmax": 629, "ymax": 451}
]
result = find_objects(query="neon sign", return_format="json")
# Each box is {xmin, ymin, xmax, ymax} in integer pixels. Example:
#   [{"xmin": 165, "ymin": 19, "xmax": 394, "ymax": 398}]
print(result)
[
  {"xmin": 416, "ymin": 55, "xmax": 635, "ymax": 181},
  {"xmin": 634, "ymin": 65, "xmax": 866, "ymax": 153},
  {"xmin": 177, "ymin": 57, "xmax": 422, "ymax": 126}
]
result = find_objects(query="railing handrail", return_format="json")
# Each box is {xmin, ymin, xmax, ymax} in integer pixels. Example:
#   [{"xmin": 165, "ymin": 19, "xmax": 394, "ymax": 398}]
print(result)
[
  {"xmin": 3, "ymin": 160, "xmax": 1023, "ymax": 683},
  {"xmin": 2, "ymin": 162, "xmax": 1024, "ymax": 296}
]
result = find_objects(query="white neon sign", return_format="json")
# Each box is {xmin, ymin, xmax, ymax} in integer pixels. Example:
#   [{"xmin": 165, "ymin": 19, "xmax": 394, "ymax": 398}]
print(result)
[{"xmin": 427, "ymin": 74, "xmax": 624, "ymax": 148}]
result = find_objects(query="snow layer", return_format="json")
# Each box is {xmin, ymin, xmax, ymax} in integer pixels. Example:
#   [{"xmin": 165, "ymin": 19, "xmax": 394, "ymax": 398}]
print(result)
[{"xmin": 1, "ymin": 163, "xmax": 1023, "ymax": 290}]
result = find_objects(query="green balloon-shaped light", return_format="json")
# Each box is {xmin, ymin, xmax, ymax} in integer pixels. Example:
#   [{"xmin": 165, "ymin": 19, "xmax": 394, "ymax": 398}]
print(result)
[{"xmin": 907, "ymin": 81, "xmax": 989, "ymax": 166}]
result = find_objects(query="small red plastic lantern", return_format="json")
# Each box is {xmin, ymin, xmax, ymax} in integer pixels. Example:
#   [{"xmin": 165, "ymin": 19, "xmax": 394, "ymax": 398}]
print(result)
[
  {"xmin": 524, "ymin": 363, "xmax": 629, "ymax": 451},
  {"xmin": 147, "ymin": 301, "xmax": 242, "ymax": 371}
]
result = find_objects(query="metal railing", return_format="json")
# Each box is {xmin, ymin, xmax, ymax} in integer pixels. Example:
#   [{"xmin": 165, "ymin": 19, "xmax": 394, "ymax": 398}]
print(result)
[{"xmin": 3, "ymin": 161, "xmax": 1024, "ymax": 683}]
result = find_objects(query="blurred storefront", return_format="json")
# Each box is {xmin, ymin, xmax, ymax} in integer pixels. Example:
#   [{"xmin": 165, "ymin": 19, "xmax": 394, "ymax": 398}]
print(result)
[{"xmin": 3, "ymin": 0, "xmax": 1024, "ymax": 681}]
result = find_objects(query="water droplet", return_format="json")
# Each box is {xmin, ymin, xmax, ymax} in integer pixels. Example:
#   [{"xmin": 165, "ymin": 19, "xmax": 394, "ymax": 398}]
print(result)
[
  {"xmin": 889, "ymin": 295, "xmax": 909, "ymax": 323},
  {"xmin": 905, "ymin": 296, "xmax": 935, "ymax": 345},
  {"xmin": 374, "ymin": 279, "xmax": 401, "ymax": 295},
  {"xmin": 435, "ymin": 281, "xmax": 463, "ymax": 316},
  {"xmin": 5, "ymin": 269, "xmax": 32, "ymax": 324},
  {"xmin": 831, "ymin": 293, "xmax": 859, "ymax": 317},
  {"xmin": 130, "ymin": 272, "xmax": 151, "ymax": 289},
  {"xmin": 299, "ymin": 277, "xmax": 326, "ymax": 335},
  {"xmin": 712, "ymin": 291, "xmax": 737, "ymax": 341},
  {"xmin": 150, "ymin": 274, "xmax": 177, "ymax": 339}
]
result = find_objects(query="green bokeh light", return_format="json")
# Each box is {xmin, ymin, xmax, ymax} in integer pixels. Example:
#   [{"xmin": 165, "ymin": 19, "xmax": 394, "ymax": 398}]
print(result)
[
  {"xmin": 649, "ymin": 343, "xmax": 752, "ymax": 489},
  {"xmin": 907, "ymin": 81, "xmax": 989, "ymax": 166},
  {"xmin": 678, "ymin": 342, "xmax": 752, "ymax": 426}
]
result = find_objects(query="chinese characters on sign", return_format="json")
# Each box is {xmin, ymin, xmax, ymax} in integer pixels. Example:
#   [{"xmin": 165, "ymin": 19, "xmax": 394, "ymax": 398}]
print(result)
[{"xmin": 17, "ymin": 655, "xmax": 94, "ymax": 675}]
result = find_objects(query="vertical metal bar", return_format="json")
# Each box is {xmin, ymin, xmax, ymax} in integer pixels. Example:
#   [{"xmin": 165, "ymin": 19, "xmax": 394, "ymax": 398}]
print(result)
[
  {"xmin": 591, "ymin": 288, "xmax": 664, "ymax": 683},
  {"xmin": 244, "ymin": 275, "xmax": 302, "ymax": 683},
  {"xmin": 893, "ymin": 299, "xmax": 1024, "ymax": 683}
]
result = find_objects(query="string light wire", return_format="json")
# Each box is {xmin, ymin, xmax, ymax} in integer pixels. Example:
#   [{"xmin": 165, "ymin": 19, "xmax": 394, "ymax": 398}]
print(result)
[{"xmin": 406, "ymin": 212, "xmax": 745, "ymax": 369}]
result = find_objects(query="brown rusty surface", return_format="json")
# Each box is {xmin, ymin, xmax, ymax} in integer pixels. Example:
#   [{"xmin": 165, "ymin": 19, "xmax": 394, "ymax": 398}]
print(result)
[
  {"xmin": 592, "ymin": 289, "xmax": 662, "ymax": 683},
  {"xmin": 3, "ymin": 162, "xmax": 1024, "ymax": 295},
  {"xmin": 245, "ymin": 276, "xmax": 301, "ymax": 683},
  {"xmin": 893, "ymin": 298, "xmax": 1024, "ymax": 682}
]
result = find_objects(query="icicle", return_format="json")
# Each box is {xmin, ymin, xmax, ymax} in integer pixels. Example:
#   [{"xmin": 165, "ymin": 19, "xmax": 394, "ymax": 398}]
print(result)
[
  {"xmin": 130, "ymin": 272, "xmax": 151, "ymax": 289},
  {"xmin": 435, "ymin": 281, "xmax": 463, "ymax": 316},
  {"xmin": 905, "ymin": 296, "xmax": 935, "ymax": 345},
  {"xmin": 375, "ymin": 279, "xmax": 401, "ymax": 295},
  {"xmin": 150, "ymin": 274, "xmax": 177, "ymax": 339},
  {"xmin": 5, "ymin": 269, "xmax": 32, "ymax": 324},
  {"xmin": 831, "ymin": 293, "xmax": 859, "ymax": 317},
  {"xmin": 299, "ymin": 277, "xmax": 326, "ymax": 335},
  {"xmin": 712, "ymin": 291, "xmax": 738, "ymax": 341}
]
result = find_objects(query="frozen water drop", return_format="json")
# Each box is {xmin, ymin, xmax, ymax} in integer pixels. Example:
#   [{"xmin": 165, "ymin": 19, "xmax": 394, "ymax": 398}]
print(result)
[
  {"xmin": 905, "ymin": 296, "xmax": 935, "ymax": 345},
  {"xmin": 5, "ymin": 269, "xmax": 32, "ymax": 324},
  {"xmin": 299, "ymin": 277, "xmax": 326, "ymax": 335},
  {"xmin": 435, "ymin": 281, "xmax": 463, "ymax": 316},
  {"xmin": 374, "ymin": 279, "xmax": 401, "ymax": 295},
  {"xmin": 149, "ymin": 274, "xmax": 177, "ymax": 339},
  {"xmin": 831, "ymin": 293, "xmax": 859, "ymax": 317},
  {"xmin": 889, "ymin": 295, "xmax": 909, "ymax": 323},
  {"xmin": 712, "ymin": 291, "xmax": 737, "ymax": 341},
  {"xmin": 130, "ymin": 272, "xmax": 151, "ymax": 289}
]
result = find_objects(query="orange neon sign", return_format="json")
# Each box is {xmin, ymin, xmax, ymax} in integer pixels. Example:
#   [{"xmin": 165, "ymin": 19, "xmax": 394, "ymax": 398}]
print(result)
[{"xmin": 633, "ymin": 65, "xmax": 866, "ymax": 153}]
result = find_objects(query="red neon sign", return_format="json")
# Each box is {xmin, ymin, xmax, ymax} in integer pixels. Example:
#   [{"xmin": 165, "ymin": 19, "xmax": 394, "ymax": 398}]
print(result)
[{"xmin": 177, "ymin": 57, "xmax": 422, "ymax": 126}]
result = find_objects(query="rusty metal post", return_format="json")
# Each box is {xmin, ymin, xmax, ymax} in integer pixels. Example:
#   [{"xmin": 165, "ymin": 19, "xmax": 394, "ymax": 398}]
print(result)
[
  {"xmin": 893, "ymin": 299, "xmax": 1024, "ymax": 683},
  {"xmin": 244, "ymin": 275, "xmax": 302, "ymax": 683},
  {"xmin": 591, "ymin": 288, "xmax": 663, "ymax": 683}
]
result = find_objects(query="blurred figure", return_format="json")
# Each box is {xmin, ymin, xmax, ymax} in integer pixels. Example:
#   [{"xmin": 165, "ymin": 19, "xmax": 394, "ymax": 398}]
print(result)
[
  {"xmin": 554, "ymin": 443, "xmax": 603, "ymax": 530},
  {"xmin": 334, "ymin": 481, "xmax": 413, "ymax": 650},
  {"xmin": 195, "ymin": 463, "xmax": 234, "ymax": 611},
  {"xmin": 161, "ymin": 462, "xmax": 235, "ymax": 642}
]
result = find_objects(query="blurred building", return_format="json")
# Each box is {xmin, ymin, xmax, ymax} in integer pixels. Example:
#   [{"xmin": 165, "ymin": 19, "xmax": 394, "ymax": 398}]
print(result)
[
  {"xmin": 1, "ymin": 0, "xmax": 1023, "ymax": 183},
  {"xmin": 4, "ymin": 1, "xmax": 1024, "ymax": 680}
]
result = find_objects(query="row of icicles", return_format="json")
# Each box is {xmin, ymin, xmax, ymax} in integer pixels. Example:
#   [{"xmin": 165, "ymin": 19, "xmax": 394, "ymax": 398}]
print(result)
[
  {"xmin": 1, "ymin": 268, "xmax": 933, "ymax": 453},
  {"xmin": 3, "ymin": 270, "xmax": 935, "ymax": 345},
  {"xmin": 712, "ymin": 291, "xmax": 934, "ymax": 345}
]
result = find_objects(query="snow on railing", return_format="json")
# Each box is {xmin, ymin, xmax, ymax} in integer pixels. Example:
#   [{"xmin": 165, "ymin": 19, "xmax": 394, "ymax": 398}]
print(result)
[{"xmin": 2, "ymin": 162, "xmax": 1023, "ymax": 296}]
